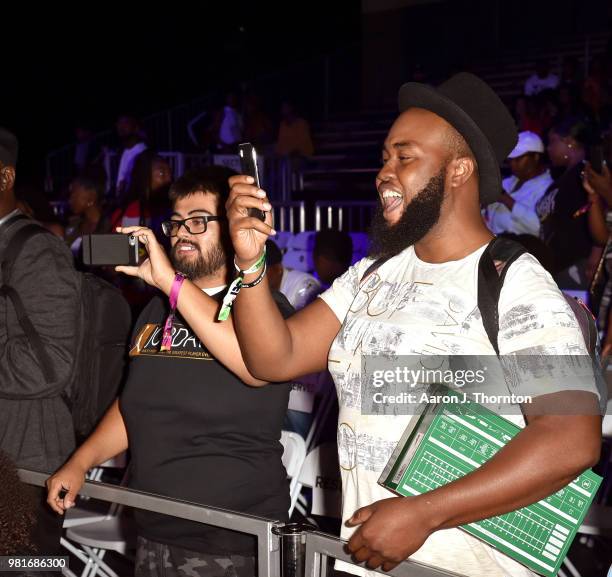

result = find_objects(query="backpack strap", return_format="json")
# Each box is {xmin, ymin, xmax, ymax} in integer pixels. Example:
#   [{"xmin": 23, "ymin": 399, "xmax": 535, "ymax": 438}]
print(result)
[
  {"xmin": 1, "ymin": 222, "xmax": 57, "ymax": 383},
  {"xmin": 360, "ymin": 256, "xmax": 391, "ymax": 284},
  {"xmin": 477, "ymin": 237, "xmax": 527, "ymax": 356}
]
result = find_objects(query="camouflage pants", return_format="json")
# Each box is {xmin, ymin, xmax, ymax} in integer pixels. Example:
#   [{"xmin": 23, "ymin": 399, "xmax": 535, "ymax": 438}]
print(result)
[{"xmin": 135, "ymin": 536, "xmax": 256, "ymax": 577}]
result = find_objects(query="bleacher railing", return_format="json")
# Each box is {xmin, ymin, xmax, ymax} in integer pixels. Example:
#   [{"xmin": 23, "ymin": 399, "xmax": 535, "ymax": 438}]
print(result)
[
  {"xmin": 18, "ymin": 468, "xmax": 463, "ymax": 577},
  {"xmin": 274, "ymin": 202, "xmax": 306, "ymax": 233},
  {"xmin": 315, "ymin": 201, "xmax": 376, "ymax": 232}
]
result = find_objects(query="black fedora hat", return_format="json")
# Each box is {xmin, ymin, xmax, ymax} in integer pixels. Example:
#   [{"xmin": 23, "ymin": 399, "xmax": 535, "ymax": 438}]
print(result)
[{"xmin": 398, "ymin": 72, "xmax": 517, "ymax": 205}]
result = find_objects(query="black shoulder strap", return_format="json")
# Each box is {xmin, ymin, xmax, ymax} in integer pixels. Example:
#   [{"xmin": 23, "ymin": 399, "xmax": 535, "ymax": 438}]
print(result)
[
  {"xmin": 477, "ymin": 237, "xmax": 527, "ymax": 356},
  {"xmin": 0, "ymin": 222, "xmax": 57, "ymax": 383},
  {"xmin": 2, "ymin": 220, "xmax": 48, "ymax": 280},
  {"xmin": 360, "ymin": 256, "xmax": 391, "ymax": 283}
]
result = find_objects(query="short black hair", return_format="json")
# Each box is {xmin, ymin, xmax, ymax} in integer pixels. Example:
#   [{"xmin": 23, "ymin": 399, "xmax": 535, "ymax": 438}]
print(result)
[
  {"xmin": 314, "ymin": 229, "xmax": 353, "ymax": 268},
  {"xmin": 169, "ymin": 166, "xmax": 237, "ymax": 216},
  {"xmin": 0, "ymin": 127, "xmax": 18, "ymax": 168}
]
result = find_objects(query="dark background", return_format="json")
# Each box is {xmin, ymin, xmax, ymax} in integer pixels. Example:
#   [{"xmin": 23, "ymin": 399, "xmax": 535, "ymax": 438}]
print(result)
[
  {"xmin": 2, "ymin": 1, "xmax": 611, "ymax": 183},
  {"xmin": 0, "ymin": 2, "xmax": 361, "ymax": 180}
]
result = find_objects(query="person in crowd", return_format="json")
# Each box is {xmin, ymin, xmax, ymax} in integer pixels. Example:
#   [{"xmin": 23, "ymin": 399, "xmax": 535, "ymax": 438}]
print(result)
[
  {"xmin": 266, "ymin": 239, "xmax": 321, "ymax": 310},
  {"xmin": 216, "ymin": 92, "xmax": 243, "ymax": 152},
  {"xmin": 536, "ymin": 118, "xmax": 594, "ymax": 288},
  {"xmin": 582, "ymin": 55, "xmax": 611, "ymax": 130},
  {"xmin": 0, "ymin": 127, "xmax": 80, "ymax": 557},
  {"xmin": 47, "ymin": 166, "xmax": 293, "ymax": 577},
  {"xmin": 115, "ymin": 114, "xmax": 147, "ymax": 199},
  {"xmin": 313, "ymin": 229, "xmax": 353, "ymax": 288},
  {"xmin": 275, "ymin": 101, "xmax": 314, "ymax": 158},
  {"xmin": 583, "ymin": 139, "xmax": 612, "ymax": 353},
  {"xmin": 110, "ymin": 151, "xmax": 173, "ymax": 312},
  {"xmin": 243, "ymin": 93, "xmax": 274, "ymax": 150},
  {"xmin": 224, "ymin": 73, "xmax": 601, "ymax": 576},
  {"xmin": 110, "ymin": 151, "xmax": 173, "ymax": 233},
  {"xmin": 514, "ymin": 95, "xmax": 544, "ymax": 135},
  {"xmin": 65, "ymin": 167, "xmax": 109, "ymax": 256},
  {"xmin": 484, "ymin": 131, "xmax": 553, "ymax": 237},
  {"xmin": 73, "ymin": 125, "xmax": 101, "ymax": 175}
]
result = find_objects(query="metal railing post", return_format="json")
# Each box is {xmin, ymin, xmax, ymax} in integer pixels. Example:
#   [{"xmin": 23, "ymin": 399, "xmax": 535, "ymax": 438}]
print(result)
[{"xmin": 273, "ymin": 523, "xmax": 317, "ymax": 577}]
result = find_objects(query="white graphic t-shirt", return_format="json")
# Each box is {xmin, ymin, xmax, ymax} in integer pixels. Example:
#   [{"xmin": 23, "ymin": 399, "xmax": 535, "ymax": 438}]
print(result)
[{"xmin": 319, "ymin": 243, "xmax": 595, "ymax": 577}]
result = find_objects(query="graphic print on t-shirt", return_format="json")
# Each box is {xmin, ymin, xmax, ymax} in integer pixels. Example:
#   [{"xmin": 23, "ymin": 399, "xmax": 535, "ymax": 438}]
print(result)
[{"xmin": 130, "ymin": 320, "xmax": 214, "ymax": 360}]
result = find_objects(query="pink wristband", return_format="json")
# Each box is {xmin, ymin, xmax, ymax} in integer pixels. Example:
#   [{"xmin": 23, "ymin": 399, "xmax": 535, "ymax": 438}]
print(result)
[
  {"xmin": 160, "ymin": 273, "xmax": 186, "ymax": 351},
  {"xmin": 168, "ymin": 273, "xmax": 185, "ymax": 309}
]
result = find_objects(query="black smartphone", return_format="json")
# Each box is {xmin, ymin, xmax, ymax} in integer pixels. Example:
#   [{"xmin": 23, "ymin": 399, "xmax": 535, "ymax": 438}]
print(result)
[
  {"xmin": 82, "ymin": 234, "xmax": 140, "ymax": 266},
  {"xmin": 238, "ymin": 142, "xmax": 266, "ymax": 221},
  {"xmin": 590, "ymin": 144, "xmax": 604, "ymax": 175}
]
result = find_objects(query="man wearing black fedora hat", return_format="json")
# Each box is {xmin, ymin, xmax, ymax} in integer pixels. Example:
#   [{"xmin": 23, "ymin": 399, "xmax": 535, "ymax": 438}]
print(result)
[{"xmin": 225, "ymin": 73, "xmax": 601, "ymax": 576}]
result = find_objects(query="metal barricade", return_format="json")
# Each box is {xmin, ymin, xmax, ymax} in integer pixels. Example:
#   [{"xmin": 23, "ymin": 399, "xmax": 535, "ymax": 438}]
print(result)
[
  {"xmin": 18, "ymin": 469, "xmax": 281, "ymax": 577},
  {"xmin": 18, "ymin": 469, "xmax": 464, "ymax": 577}
]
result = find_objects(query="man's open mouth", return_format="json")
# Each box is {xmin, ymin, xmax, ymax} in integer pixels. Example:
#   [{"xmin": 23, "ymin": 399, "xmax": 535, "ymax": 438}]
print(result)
[{"xmin": 381, "ymin": 189, "xmax": 404, "ymax": 214}]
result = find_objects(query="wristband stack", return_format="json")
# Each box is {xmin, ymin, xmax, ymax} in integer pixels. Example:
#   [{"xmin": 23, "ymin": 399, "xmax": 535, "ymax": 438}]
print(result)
[{"xmin": 218, "ymin": 249, "xmax": 267, "ymax": 321}]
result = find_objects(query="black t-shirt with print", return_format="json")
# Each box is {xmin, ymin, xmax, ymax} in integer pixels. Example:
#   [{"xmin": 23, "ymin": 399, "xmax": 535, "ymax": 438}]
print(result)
[
  {"xmin": 120, "ymin": 290, "xmax": 293, "ymax": 555},
  {"xmin": 536, "ymin": 163, "xmax": 591, "ymax": 273}
]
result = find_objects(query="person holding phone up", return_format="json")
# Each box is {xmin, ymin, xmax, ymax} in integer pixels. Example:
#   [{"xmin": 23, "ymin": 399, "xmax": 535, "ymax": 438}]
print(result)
[{"xmin": 47, "ymin": 166, "xmax": 293, "ymax": 577}]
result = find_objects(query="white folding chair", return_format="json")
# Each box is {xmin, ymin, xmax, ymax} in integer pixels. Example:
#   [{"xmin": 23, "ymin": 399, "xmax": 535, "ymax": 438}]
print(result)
[
  {"xmin": 280, "ymin": 430, "xmax": 307, "ymax": 513},
  {"xmin": 271, "ymin": 231, "xmax": 292, "ymax": 252},
  {"xmin": 283, "ymin": 231, "xmax": 316, "ymax": 272}
]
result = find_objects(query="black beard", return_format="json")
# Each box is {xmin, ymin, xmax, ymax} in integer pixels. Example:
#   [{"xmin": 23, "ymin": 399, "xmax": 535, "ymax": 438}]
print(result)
[
  {"xmin": 170, "ymin": 241, "xmax": 226, "ymax": 280},
  {"xmin": 369, "ymin": 167, "xmax": 446, "ymax": 260}
]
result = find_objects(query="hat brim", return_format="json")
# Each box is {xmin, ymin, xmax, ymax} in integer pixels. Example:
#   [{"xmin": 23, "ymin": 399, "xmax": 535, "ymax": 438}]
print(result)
[
  {"xmin": 398, "ymin": 83, "xmax": 502, "ymax": 205},
  {"xmin": 507, "ymin": 147, "xmax": 543, "ymax": 159}
]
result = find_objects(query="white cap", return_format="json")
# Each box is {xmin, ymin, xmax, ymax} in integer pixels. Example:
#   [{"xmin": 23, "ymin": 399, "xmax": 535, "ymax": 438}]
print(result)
[{"xmin": 507, "ymin": 131, "xmax": 545, "ymax": 159}]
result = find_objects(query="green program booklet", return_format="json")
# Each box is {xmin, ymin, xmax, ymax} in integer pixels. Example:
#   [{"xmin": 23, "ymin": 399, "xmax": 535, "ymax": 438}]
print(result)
[{"xmin": 378, "ymin": 389, "xmax": 602, "ymax": 577}]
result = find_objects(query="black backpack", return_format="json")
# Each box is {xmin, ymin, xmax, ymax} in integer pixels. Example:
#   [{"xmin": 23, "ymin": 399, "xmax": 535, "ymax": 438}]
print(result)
[
  {"xmin": 0, "ymin": 218, "xmax": 132, "ymax": 441},
  {"xmin": 477, "ymin": 236, "xmax": 600, "ymax": 357}
]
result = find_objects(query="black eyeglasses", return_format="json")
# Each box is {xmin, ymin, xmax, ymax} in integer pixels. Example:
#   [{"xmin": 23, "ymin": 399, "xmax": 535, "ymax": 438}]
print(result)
[{"xmin": 161, "ymin": 216, "xmax": 222, "ymax": 237}]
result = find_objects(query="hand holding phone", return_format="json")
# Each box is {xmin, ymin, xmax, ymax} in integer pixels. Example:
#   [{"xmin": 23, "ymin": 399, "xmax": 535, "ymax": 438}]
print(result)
[{"xmin": 238, "ymin": 143, "xmax": 266, "ymax": 221}]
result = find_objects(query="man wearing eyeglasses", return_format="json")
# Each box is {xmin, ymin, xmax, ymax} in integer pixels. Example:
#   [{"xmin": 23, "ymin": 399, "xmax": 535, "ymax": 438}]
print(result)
[{"xmin": 47, "ymin": 166, "xmax": 293, "ymax": 577}]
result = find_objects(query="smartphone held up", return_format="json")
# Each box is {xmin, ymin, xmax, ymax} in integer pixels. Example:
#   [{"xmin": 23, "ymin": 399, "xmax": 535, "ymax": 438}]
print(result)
[
  {"xmin": 82, "ymin": 234, "xmax": 140, "ymax": 266},
  {"xmin": 238, "ymin": 142, "xmax": 266, "ymax": 222}
]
